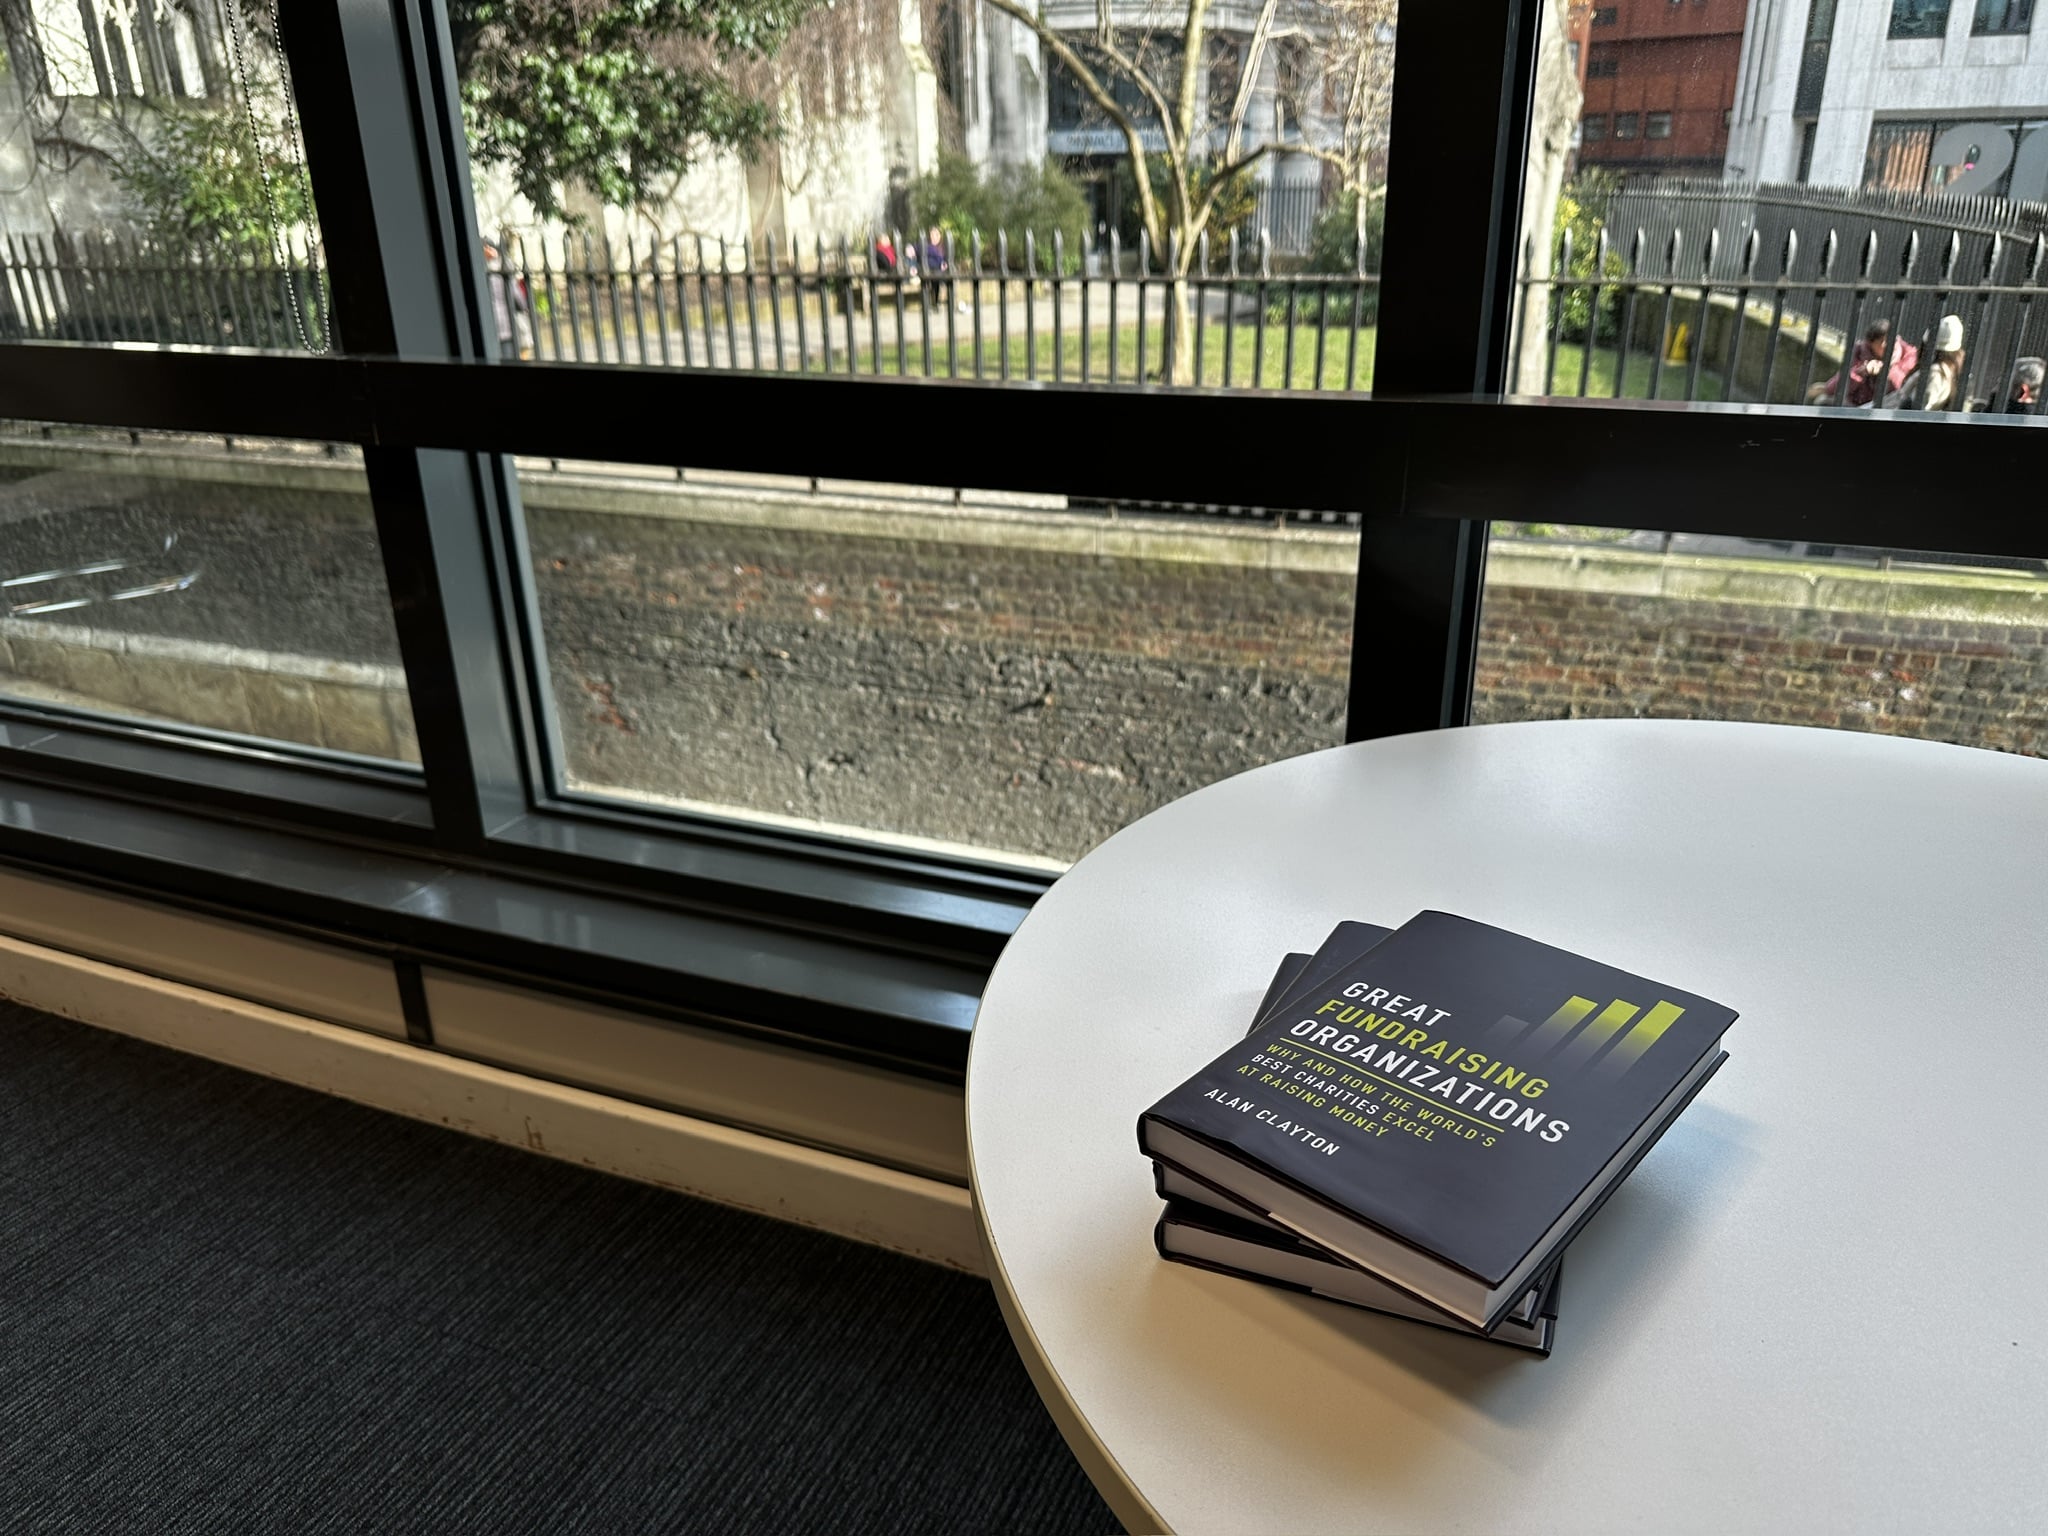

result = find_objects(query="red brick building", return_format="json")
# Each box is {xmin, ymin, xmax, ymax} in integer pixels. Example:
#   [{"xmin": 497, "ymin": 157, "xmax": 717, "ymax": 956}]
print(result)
[{"xmin": 1578, "ymin": 0, "xmax": 1750, "ymax": 175}]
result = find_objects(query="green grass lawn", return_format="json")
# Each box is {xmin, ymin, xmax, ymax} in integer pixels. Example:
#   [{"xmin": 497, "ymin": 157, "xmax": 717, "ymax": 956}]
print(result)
[
  {"xmin": 819, "ymin": 319, "xmax": 1381, "ymax": 392},
  {"xmin": 1537, "ymin": 341, "xmax": 1726, "ymax": 402}
]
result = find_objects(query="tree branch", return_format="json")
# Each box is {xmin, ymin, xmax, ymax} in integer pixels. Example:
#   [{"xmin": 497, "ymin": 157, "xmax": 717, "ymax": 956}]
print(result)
[
  {"xmin": 982, "ymin": 0, "xmax": 1167, "ymax": 246},
  {"xmin": 1221, "ymin": 0, "xmax": 1280, "ymax": 169}
]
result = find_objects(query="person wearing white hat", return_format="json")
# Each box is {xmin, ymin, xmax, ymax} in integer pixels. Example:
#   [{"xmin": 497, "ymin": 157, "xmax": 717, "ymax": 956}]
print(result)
[{"xmin": 1899, "ymin": 314, "xmax": 1967, "ymax": 411}]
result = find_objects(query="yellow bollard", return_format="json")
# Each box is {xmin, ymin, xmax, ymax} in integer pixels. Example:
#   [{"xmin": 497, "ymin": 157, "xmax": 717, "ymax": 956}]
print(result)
[{"xmin": 1666, "ymin": 321, "xmax": 1690, "ymax": 364}]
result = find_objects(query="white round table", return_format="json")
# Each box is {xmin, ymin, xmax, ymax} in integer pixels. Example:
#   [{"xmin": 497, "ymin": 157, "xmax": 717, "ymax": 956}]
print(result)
[{"xmin": 966, "ymin": 720, "xmax": 2048, "ymax": 1534}]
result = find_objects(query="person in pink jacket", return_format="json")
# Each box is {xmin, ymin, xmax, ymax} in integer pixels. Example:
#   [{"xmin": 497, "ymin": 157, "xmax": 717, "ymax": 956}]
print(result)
[{"xmin": 1808, "ymin": 318, "xmax": 1918, "ymax": 406}]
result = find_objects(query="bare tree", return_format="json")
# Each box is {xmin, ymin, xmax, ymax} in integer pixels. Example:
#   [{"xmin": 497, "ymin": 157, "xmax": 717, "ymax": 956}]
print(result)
[{"xmin": 978, "ymin": 0, "xmax": 1392, "ymax": 381}]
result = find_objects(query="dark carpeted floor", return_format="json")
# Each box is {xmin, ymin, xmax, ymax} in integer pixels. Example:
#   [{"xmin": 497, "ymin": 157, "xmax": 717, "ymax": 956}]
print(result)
[{"xmin": 0, "ymin": 1001, "xmax": 1115, "ymax": 1535}]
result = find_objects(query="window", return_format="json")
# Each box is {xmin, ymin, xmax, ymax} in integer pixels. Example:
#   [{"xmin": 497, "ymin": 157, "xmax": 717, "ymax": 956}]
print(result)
[
  {"xmin": 1, "ymin": 425, "xmax": 414, "ymax": 762},
  {"xmin": 1, "ymin": 0, "xmax": 2039, "ymax": 1094},
  {"xmin": 1586, "ymin": 57, "xmax": 1620, "ymax": 78},
  {"xmin": 1972, "ymin": 0, "xmax": 2036, "ymax": 33},
  {"xmin": 0, "ymin": 3, "xmax": 324, "ymax": 354},
  {"xmin": 1567, "ymin": 40, "xmax": 1580, "ymax": 71},
  {"xmin": 1593, "ymin": 6, "xmax": 1619, "ymax": 24},
  {"xmin": 1863, "ymin": 117, "xmax": 2048, "ymax": 199},
  {"xmin": 1889, "ymin": 1, "xmax": 1953, "ymax": 38},
  {"xmin": 1505, "ymin": 0, "xmax": 2046, "ymax": 780},
  {"xmin": 1583, "ymin": 114, "xmax": 1607, "ymax": 141}
]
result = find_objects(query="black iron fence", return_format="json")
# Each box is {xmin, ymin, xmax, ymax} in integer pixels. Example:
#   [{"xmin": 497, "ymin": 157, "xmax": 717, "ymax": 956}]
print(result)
[
  {"xmin": 1515, "ymin": 214, "xmax": 2048, "ymax": 411},
  {"xmin": 2, "ymin": 224, "xmax": 1379, "ymax": 391},
  {"xmin": 0, "ymin": 231, "xmax": 329, "ymax": 350}
]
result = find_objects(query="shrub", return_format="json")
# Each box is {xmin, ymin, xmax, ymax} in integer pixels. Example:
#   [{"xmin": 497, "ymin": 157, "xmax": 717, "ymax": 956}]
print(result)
[
  {"xmin": 1552, "ymin": 170, "xmax": 1625, "ymax": 346},
  {"xmin": 909, "ymin": 153, "xmax": 1090, "ymax": 272},
  {"xmin": 1286, "ymin": 188, "xmax": 1384, "ymax": 324}
]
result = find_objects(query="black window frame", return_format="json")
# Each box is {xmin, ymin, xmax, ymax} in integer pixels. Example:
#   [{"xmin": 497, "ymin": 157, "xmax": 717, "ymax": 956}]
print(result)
[{"xmin": 0, "ymin": 0, "xmax": 2040, "ymax": 1077}]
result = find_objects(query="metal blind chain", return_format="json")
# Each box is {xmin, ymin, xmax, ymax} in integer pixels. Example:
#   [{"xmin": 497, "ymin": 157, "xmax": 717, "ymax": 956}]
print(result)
[{"xmin": 224, "ymin": 0, "xmax": 328, "ymax": 354}]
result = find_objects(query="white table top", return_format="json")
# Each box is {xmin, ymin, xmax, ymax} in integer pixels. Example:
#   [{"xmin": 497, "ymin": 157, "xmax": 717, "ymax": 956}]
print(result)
[{"xmin": 966, "ymin": 720, "xmax": 2048, "ymax": 1534}]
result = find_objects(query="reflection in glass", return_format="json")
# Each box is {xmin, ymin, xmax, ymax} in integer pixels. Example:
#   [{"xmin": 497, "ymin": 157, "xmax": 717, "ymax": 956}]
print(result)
[{"xmin": 0, "ymin": 424, "xmax": 414, "ymax": 760}]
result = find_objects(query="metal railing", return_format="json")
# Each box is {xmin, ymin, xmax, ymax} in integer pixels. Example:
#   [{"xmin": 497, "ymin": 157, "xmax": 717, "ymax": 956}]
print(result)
[
  {"xmin": 2, "ymin": 224, "xmax": 1379, "ymax": 392},
  {"xmin": 0, "ymin": 231, "xmax": 330, "ymax": 350},
  {"xmin": 1600, "ymin": 178, "xmax": 2048, "ymax": 289},
  {"xmin": 484, "ymin": 226, "xmax": 1377, "ymax": 390},
  {"xmin": 1515, "ymin": 217, "xmax": 2048, "ymax": 410}
]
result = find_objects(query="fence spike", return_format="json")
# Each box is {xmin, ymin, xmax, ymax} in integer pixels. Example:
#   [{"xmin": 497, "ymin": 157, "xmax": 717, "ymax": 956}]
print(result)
[
  {"xmin": 1781, "ymin": 228, "xmax": 1798, "ymax": 279},
  {"xmin": 1199, "ymin": 228, "xmax": 1210, "ymax": 278},
  {"xmin": 1258, "ymin": 228, "xmax": 1271, "ymax": 278},
  {"xmin": 1665, "ymin": 227, "xmax": 1682, "ymax": 276},
  {"xmin": 997, "ymin": 228, "xmax": 1009, "ymax": 274},
  {"xmin": 1025, "ymin": 227, "xmax": 1036, "ymax": 278},
  {"xmin": 1860, "ymin": 230, "xmax": 1879, "ymax": 279},
  {"xmin": 1558, "ymin": 225, "xmax": 1573, "ymax": 278},
  {"xmin": 1701, "ymin": 226, "xmax": 1719, "ymax": 276},
  {"xmin": 1900, "ymin": 228, "xmax": 1919, "ymax": 280},
  {"xmin": 1138, "ymin": 227, "xmax": 1151, "ymax": 276},
  {"xmin": 1983, "ymin": 231, "xmax": 2002, "ymax": 281},
  {"xmin": 1052, "ymin": 227, "xmax": 1063, "ymax": 277},
  {"xmin": 1742, "ymin": 228, "xmax": 1761, "ymax": 277},
  {"xmin": 2030, "ymin": 234, "xmax": 2046, "ymax": 284},
  {"xmin": 1227, "ymin": 226, "xmax": 1239, "ymax": 277},
  {"xmin": 1167, "ymin": 230, "xmax": 1180, "ymax": 279},
  {"xmin": 1594, "ymin": 226, "xmax": 1609, "ymax": 272},
  {"xmin": 1108, "ymin": 227, "xmax": 1120, "ymax": 272},
  {"xmin": 970, "ymin": 229, "xmax": 982, "ymax": 274},
  {"xmin": 1820, "ymin": 228, "xmax": 1838, "ymax": 277},
  {"xmin": 1940, "ymin": 229, "xmax": 1960, "ymax": 284},
  {"xmin": 1628, "ymin": 226, "xmax": 1645, "ymax": 275}
]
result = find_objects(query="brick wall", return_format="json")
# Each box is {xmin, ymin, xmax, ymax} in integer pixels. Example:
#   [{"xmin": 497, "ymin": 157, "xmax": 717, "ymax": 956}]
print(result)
[{"xmin": 1474, "ymin": 544, "xmax": 2048, "ymax": 756}]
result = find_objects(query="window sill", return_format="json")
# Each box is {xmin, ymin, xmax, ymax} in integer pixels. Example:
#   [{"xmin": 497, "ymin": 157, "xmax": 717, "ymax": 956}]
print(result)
[{"xmin": 0, "ymin": 768, "xmax": 989, "ymax": 1079}]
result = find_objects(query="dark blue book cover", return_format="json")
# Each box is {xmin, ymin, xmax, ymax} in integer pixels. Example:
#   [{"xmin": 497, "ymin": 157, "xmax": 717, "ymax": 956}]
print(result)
[{"xmin": 1139, "ymin": 910, "xmax": 1735, "ymax": 1329}]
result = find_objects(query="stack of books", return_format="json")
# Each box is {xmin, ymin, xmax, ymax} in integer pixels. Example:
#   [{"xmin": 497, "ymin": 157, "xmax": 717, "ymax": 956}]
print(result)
[{"xmin": 1140, "ymin": 912, "xmax": 1736, "ymax": 1356}]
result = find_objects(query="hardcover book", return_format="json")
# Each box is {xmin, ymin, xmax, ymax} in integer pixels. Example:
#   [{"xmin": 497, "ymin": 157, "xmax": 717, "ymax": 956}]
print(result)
[
  {"xmin": 1252, "ymin": 922, "xmax": 1394, "ymax": 1031},
  {"xmin": 1157, "ymin": 1199, "xmax": 1560, "ymax": 1354},
  {"xmin": 1151, "ymin": 1159, "xmax": 1549, "ymax": 1328},
  {"xmin": 1139, "ymin": 910, "xmax": 1735, "ymax": 1331}
]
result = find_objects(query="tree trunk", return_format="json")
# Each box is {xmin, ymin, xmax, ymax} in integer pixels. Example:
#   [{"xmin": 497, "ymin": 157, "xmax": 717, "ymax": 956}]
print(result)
[{"xmin": 1165, "ymin": 272, "xmax": 1195, "ymax": 385}]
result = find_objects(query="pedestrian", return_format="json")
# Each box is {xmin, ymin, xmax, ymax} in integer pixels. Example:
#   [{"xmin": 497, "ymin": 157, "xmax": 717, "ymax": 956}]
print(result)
[
  {"xmin": 1897, "ymin": 314, "xmax": 1967, "ymax": 411},
  {"xmin": 1807, "ymin": 318, "xmax": 1917, "ymax": 407},
  {"xmin": 2004, "ymin": 357, "xmax": 2044, "ymax": 415},
  {"xmin": 482, "ymin": 239, "xmax": 533, "ymax": 360}
]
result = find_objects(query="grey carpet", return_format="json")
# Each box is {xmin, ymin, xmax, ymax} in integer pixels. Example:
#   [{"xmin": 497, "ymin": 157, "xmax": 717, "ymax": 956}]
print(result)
[{"xmin": 0, "ymin": 1001, "xmax": 1115, "ymax": 1534}]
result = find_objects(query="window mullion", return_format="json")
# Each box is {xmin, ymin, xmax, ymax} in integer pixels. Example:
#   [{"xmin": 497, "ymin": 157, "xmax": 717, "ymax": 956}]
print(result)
[
  {"xmin": 1349, "ymin": 0, "xmax": 1541, "ymax": 739},
  {"xmin": 281, "ymin": 0, "xmax": 532, "ymax": 846}
]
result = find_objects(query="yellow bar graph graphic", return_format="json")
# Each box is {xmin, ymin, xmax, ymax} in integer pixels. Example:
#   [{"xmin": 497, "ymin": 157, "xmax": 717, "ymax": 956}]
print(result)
[
  {"xmin": 1595, "ymin": 1000, "xmax": 1688, "ymax": 1077},
  {"xmin": 1524, "ymin": 995, "xmax": 1597, "ymax": 1052},
  {"xmin": 1554, "ymin": 998, "xmax": 1641, "ymax": 1070}
]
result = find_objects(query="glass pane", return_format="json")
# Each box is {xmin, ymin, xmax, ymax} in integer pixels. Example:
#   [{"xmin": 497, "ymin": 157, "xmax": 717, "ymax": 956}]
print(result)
[
  {"xmin": 0, "ymin": 422, "xmax": 414, "ymax": 760},
  {"xmin": 450, "ymin": 1, "xmax": 1397, "ymax": 392},
  {"xmin": 1515, "ymin": 0, "xmax": 2048, "ymax": 417},
  {"xmin": 1475, "ymin": 522, "xmax": 2046, "ymax": 757},
  {"xmin": 511, "ymin": 460, "xmax": 1357, "ymax": 867},
  {"xmin": 1, "ymin": 2, "xmax": 330, "ymax": 353}
]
